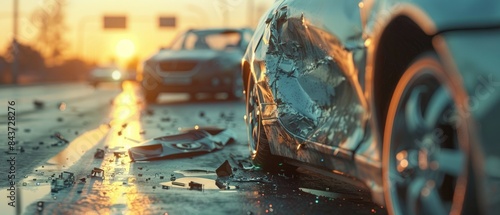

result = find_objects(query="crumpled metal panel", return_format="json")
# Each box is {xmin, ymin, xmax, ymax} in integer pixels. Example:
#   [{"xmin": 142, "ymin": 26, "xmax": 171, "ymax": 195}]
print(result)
[
  {"xmin": 128, "ymin": 127, "xmax": 235, "ymax": 161},
  {"xmin": 259, "ymin": 0, "xmax": 367, "ymax": 155}
]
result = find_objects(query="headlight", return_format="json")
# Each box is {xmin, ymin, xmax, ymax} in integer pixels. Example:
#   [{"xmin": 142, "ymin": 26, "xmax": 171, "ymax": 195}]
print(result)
[{"xmin": 112, "ymin": 70, "xmax": 122, "ymax": 80}]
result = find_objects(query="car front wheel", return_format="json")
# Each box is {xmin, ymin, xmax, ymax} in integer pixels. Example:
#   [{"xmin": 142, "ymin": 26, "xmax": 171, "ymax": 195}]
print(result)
[
  {"xmin": 246, "ymin": 80, "xmax": 279, "ymax": 169},
  {"xmin": 383, "ymin": 53, "xmax": 474, "ymax": 215}
]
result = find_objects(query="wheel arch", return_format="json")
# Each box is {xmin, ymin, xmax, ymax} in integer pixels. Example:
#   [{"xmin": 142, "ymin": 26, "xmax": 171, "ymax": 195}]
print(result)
[{"xmin": 368, "ymin": 9, "xmax": 436, "ymax": 145}]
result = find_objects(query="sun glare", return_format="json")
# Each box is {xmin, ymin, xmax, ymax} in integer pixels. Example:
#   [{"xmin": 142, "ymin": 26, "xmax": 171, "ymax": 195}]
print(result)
[{"xmin": 115, "ymin": 39, "xmax": 136, "ymax": 59}]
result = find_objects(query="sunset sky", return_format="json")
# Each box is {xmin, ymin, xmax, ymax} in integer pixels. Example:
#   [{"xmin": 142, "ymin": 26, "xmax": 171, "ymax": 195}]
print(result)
[{"xmin": 0, "ymin": 0, "xmax": 273, "ymax": 66}]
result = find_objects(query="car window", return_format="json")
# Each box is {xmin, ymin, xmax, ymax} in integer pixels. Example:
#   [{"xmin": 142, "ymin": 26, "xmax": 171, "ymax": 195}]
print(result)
[{"xmin": 171, "ymin": 31, "xmax": 242, "ymax": 51}]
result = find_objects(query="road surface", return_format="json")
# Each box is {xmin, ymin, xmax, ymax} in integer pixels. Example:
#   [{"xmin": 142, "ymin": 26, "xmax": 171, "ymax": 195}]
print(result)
[{"xmin": 0, "ymin": 82, "xmax": 386, "ymax": 215}]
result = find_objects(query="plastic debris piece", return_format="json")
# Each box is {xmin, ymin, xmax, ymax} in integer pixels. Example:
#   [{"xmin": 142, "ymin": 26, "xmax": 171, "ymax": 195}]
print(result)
[
  {"xmin": 189, "ymin": 181, "xmax": 203, "ymax": 191},
  {"xmin": 216, "ymin": 160, "xmax": 233, "ymax": 178},
  {"xmin": 128, "ymin": 127, "xmax": 236, "ymax": 161},
  {"xmin": 94, "ymin": 149, "xmax": 105, "ymax": 159}
]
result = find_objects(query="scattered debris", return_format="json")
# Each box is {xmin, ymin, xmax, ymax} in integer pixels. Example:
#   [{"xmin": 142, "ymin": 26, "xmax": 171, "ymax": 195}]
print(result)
[
  {"xmin": 174, "ymin": 170, "xmax": 217, "ymax": 177},
  {"xmin": 232, "ymin": 176, "xmax": 271, "ymax": 183},
  {"xmin": 172, "ymin": 181, "xmax": 186, "ymax": 187},
  {"xmin": 94, "ymin": 149, "xmax": 105, "ymax": 159},
  {"xmin": 215, "ymin": 179, "xmax": 227, "ymax": 189},
  {"xmin": 170, "ymin": 174, "xmax": 176, "ymax": 181},
  {"xmin": 51, "ymin": 171, "xmax": 75, "ymax": 192},
  {"xmin": 113, "ymin": 151, "xmax": 126, "ymax": 158},
  {"xmin": 79, "ymin": 178, "xmax": 86, "ymax": 183},
  {"xmin": 299, "ymin": 188, "xmax": 352, "ymax": 199},
  {"xmin": 161, "ymin": 117, "xmax": 171, "ymax": 122},
  {"xmin": 216, "ymin": 160, "xmax": 233, "ymax": 178},
  {"xmin": 128, "ymin": 127, "xmax": 236, "ymax": 161},
  {"xmin": 91, "ymin": 168, "xmax": 105, "ymax": 179},
  {"xmin": 145, "ymin": 109, "xmax": 154, "ymax": 116},
  {"xmin": 33, "ymin": 100, "xmax": 45, "ymax": 109},
  {"xmin": 53, "ymin": 132, "xmax": 70, "ymax": 144},
  {"xmin": 37, "ymin": 201, "xmax": 44, "ymax": 212},
  {"xmin": 58, "ymin": 102, "xmax": 67, "ymax": 111},
  {"xmin": 189, "ymin": 181, "xmax": 204, "ymax": 191},
  {"xmin": 162, "ymin": 185, "xmax": 170, "ymax": 190}
]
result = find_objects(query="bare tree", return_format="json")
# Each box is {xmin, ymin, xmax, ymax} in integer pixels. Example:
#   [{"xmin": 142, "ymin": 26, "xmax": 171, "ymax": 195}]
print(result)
[{"xmin": 31, "ymin": 0, "xmax": 69, "ymax": 65}]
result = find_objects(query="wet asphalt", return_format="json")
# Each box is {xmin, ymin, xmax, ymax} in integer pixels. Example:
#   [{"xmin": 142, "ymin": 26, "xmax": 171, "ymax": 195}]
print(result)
[{"xmin": 0, "ymin": 82, "xmax": 386, "ymax": 215}]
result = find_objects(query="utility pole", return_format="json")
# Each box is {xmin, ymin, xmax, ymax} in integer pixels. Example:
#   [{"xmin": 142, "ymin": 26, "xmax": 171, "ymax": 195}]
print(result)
[{"xmin": 12, "ymin": 0, "xmax": 19, "ymax": 85}]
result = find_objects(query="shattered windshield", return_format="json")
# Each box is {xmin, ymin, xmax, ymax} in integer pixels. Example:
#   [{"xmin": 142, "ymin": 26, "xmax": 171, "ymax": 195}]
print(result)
[{"xmin": 170, "ymin": 30, "xmax": 242, "ymax": 51}]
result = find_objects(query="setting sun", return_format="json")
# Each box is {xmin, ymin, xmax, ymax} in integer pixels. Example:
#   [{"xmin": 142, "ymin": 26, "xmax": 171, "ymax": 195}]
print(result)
[{"xmin": 115, "ymin": 39, "xmax": 136, "ymax": 59}]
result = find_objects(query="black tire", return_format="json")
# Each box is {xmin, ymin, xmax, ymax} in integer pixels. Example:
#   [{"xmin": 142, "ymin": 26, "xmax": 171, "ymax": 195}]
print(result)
[
  {"xmin": 246, "ymin": 78, "xmax": 282, "ymax": 171},
  {"xmin": 383, "ymin": 53, "xmax": 474, "ymax": 215}
]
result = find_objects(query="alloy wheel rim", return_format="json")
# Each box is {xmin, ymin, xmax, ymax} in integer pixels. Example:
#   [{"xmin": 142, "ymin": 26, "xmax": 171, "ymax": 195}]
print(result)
[
  {"xmin": 388, "ymin": 70, "xmax": 467, "ymax": 215},
  {"xmin": 246, "ymin": 84, "xmax": 260, "ymax": 156}
]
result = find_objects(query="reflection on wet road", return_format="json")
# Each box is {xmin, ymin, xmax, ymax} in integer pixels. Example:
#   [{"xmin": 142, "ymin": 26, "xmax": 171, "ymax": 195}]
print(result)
[{"xmin": 1, "ymin": 82, "xmax": 386, "ymax": 215}]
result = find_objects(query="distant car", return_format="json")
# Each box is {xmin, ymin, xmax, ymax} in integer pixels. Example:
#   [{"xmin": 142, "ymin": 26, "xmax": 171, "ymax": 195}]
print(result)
[
  {"xmin": 242, "ymin": 0, "xmax": 500, "ymax": 215},
  {"xmin": 88, "ymin": 66, "xmax": 124, "ymax": 87},
  {"xmin": 140, "ymin": 28, "xmax": 253, "ymax": 102}
]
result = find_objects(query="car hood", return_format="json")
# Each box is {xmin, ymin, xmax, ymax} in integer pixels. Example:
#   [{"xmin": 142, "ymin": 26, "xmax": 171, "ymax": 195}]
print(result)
[{"xmin": 149, "ymin": 49, "xmax": 243, "ymax": 62}]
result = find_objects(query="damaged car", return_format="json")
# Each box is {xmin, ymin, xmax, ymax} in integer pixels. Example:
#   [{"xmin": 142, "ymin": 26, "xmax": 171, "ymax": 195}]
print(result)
[
  {"xmin": 242, "ymin": 0, "xmax": 500, "ymax": 215},
  {"xmin": 140, "ymin": 28, "xmax": 253, "ymax": 102}
]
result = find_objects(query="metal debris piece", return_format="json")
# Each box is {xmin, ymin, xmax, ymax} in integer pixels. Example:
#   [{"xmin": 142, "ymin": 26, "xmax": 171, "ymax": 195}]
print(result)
[
  {"xmin": 53, "ymin": 132, "xmax": 70, "ymax": 143},
  {"xmin": 189, "ymin": 181, "xmax": 203, "ymax": 191},
  {"xmin": 51, "ymin": 171, "xmax": 75, "ymax": 192},
  {"xmin": 216, "ymin": 160, "xmax": 233, "ymax": 178},
  {"xmin": 128, "ymin": 127, "xmax": 236, "ymax": 161},
  {"xmin": 94, "ymin": 149, "xmax": 105, "ymax": 159},
  {"xmin": 91, "ymin": 168, "xmax": 105, "ymax": 179}
]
